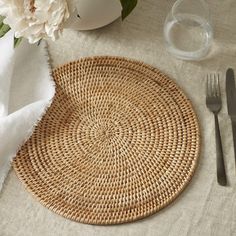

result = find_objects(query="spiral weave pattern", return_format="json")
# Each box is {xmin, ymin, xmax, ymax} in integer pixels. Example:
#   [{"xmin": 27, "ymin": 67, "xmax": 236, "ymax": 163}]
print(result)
[{"xmin": 13, "ymin": 56, "xmax": 200, "ymax": 224}]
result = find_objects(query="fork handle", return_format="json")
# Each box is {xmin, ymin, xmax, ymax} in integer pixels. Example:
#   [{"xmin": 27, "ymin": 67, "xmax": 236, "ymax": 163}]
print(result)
[{"xmin": 214, "ymin": 114, "xmax": 227, "ymax": 186}]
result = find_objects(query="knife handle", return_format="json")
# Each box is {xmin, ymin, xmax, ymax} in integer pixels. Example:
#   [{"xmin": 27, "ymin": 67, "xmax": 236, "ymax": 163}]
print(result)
[
  {"xmin": 214, "ymin": 114, "xmax": 227, "ymax": 186},
  {"xmin": 231, "ymin": 119, "xmax": 236, "ymax": 167}
]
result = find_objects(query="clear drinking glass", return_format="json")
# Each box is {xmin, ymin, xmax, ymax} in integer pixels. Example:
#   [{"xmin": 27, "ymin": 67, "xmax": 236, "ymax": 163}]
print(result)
[{"xmin": 163, "ymin": 0, "xmax": 213, "ymax": 60}]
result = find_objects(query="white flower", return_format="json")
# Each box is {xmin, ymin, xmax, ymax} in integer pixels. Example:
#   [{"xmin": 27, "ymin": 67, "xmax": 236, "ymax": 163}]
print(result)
[{"xmin": 0, "ymin": 0, "xmax": 69, "ymax": 43}]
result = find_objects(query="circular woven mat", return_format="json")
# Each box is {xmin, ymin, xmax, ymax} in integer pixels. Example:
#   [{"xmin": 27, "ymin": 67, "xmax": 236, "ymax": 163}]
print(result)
[{"xmin": 13, "ymin": 56, "xmax": 200, "ymax": 225}]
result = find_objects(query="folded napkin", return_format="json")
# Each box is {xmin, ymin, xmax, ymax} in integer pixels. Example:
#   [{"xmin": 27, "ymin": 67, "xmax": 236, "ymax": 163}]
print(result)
[{"xmin": 0, "ymin": 32, "xmax": 55, "ymax": 192}]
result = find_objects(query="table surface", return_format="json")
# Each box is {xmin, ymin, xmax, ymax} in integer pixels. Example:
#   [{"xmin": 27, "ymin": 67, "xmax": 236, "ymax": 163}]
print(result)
[{"xmin": 1, "ymin": 0, "xmax": 236, "ymax": 235}]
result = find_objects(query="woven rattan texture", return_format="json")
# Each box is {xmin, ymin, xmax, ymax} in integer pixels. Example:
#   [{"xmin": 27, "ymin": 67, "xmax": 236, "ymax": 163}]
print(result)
[{"xmin": 13, "ymin": 56, "xmax": 200, "ymax": 225}]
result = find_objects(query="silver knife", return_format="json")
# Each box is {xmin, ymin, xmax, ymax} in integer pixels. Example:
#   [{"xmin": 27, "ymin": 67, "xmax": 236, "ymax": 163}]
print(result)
[{"xmin": 226, "ymin": 68, "xmax": 236, "ymax": 165}]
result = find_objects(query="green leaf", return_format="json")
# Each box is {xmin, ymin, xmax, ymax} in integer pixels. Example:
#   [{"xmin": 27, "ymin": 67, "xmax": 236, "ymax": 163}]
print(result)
[
  {"xmin": 37, "ymin": 39, "xmax": 42, "ymax": 46},
  {"xmin": 0, "ymin": 23, "xmax": 11, "ymax": 38},
  {"xmin": 14, "ymin": 36, "xmax": 22, "ymax": 48},
  {"xmin": 0, "ymin": 15, "xmax": 5, "ymax": 27},
  {"xmin": 120, "ymin": 0, "xmax": 137, "ymax": 20},
  {"xmin": 0, "ymin": 21, "xmax": 3, "ymax": 29},
  {"xmin": 0, "ymin": 16, "xmax": 5, "ymax": 32}
]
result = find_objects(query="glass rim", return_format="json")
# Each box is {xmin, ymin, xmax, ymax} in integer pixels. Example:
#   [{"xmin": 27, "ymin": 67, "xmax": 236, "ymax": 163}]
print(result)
[{"xmin": 171, "ymin": 0, "xmax": 211, "ymax": 22}]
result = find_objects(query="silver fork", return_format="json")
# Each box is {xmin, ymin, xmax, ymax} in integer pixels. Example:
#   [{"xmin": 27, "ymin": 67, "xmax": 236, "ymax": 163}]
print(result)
[{"xmin": 206, "ymin": 73, "xmax": 227, "ymax": 186}]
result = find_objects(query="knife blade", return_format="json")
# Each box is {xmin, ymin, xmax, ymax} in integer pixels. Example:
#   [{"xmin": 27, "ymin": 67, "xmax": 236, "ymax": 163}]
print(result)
[
  {"xmin": 226, "ymin": 68, "xmax": 236, "ymax": 166},
  {"xmin": 226, "ymin": 69, "xmax": 236, "ymax": 118}
]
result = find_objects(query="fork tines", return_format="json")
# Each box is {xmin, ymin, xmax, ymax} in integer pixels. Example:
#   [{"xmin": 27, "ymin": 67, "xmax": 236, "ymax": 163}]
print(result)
[{"xmin": 206, "ymin": 73, "xmax": 220, "ymax": 97}]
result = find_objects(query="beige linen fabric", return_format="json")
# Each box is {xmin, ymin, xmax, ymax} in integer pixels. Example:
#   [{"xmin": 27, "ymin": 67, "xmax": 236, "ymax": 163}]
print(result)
[{"xmin": 1, "ymin": 0, "xmax": 236, "ymax": 235}]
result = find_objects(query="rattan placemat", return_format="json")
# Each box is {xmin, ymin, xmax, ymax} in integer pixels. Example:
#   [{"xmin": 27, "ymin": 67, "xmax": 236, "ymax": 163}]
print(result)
[{"xmin": 13, "ymin": 56, "xmax": 200, "ymax": 225}]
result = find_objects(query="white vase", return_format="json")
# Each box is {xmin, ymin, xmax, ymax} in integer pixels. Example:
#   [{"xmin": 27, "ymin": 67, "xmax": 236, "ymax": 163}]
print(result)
[{"xmin": 65, "ymin": 0, "xmax": 122, "ymax": 30}]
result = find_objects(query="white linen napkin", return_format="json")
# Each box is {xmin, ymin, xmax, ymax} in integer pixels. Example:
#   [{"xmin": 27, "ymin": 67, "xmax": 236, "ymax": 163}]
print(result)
[{"xmin": 0, "ymin": 31, "xmax": 55, "ymax": 192}]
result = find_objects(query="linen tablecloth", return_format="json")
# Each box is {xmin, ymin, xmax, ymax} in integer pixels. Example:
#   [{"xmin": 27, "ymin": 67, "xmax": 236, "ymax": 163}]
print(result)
[
  {"xmin": 1, "ymin": 0, "xmax": 236, "ymax": 235},
  {"xmin": 0, "ymin": 33, "xmax": 55, "ymax": 191}
]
